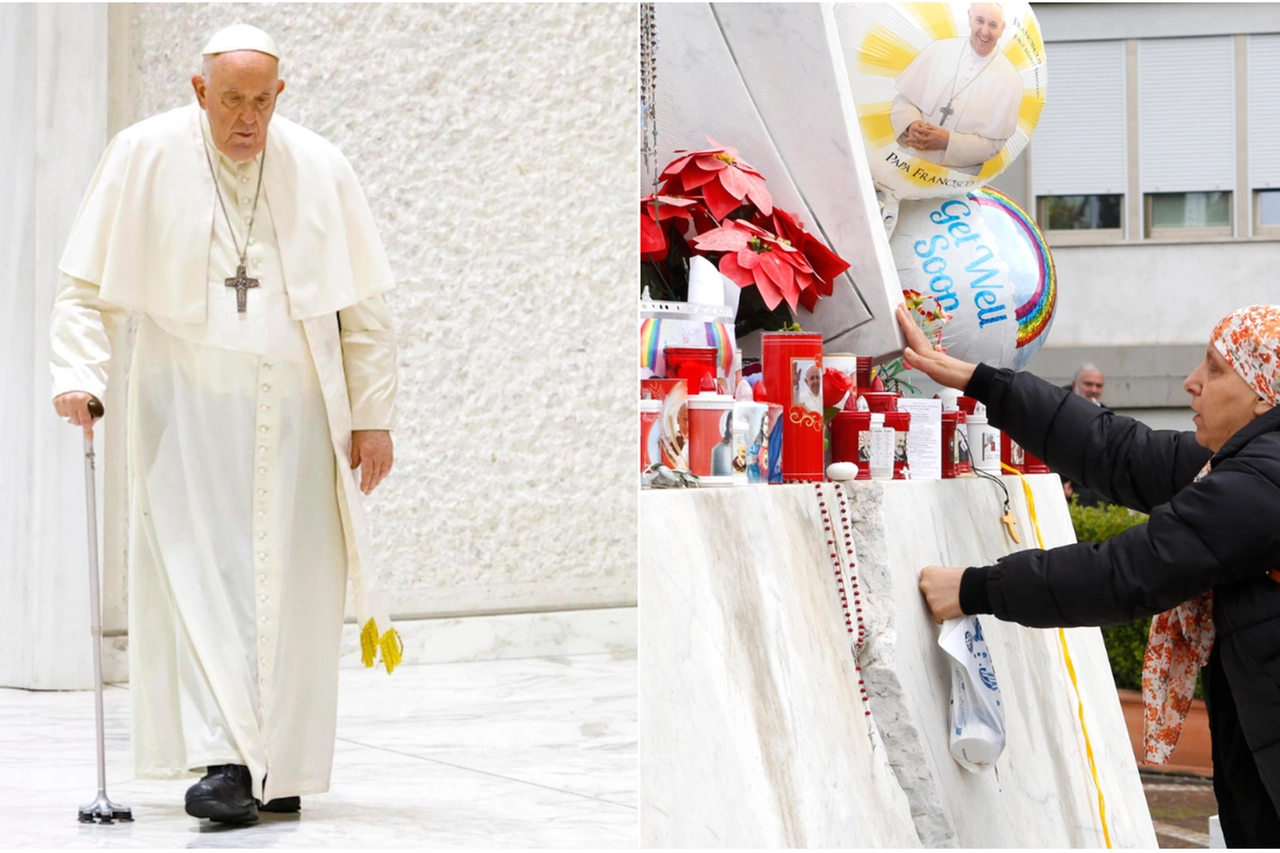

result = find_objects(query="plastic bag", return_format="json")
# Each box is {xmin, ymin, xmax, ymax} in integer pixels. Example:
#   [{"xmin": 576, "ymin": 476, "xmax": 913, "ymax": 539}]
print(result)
[{"xmin": 939, "ymin": 615, "xmax": 1006, "ymax": 772}]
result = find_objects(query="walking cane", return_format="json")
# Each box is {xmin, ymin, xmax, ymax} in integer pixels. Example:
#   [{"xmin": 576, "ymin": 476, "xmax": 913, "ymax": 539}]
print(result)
[{"xmin": 77, "ymin": 398, "xmax": 133, "ymax": 824}]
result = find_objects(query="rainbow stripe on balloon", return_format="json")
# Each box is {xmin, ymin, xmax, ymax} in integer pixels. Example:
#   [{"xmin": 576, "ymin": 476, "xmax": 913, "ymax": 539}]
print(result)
[{"xmin": 970, "ymin": 186, "xmax": 1056, "ymax": 349}]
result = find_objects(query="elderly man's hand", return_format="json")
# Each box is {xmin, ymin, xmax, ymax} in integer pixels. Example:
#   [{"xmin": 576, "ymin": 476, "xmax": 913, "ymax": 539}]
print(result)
[
  {"xmin": 919, "ymin": 565, "xmax": 966, "ymax": 623},
  {"xmin": 351, "ymin": 430, "xmax": 393, "ymax": 495},
  {"xmin": 907, "ymin": 122, "xmax": 950, "ymax": 152},
  {"xmin": 53, "ymin": 391, "xmax": 102, "ymax": 440},
  {"xmin": 896, "ymin": 303, "xmax": 979, "ymax": 391}
]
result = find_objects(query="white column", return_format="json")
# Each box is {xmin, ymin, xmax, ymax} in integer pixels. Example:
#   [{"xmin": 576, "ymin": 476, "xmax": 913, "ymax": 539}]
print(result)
[{"xmin": 0, "ymin": 3, "xmax": 109, "ymax": 689}]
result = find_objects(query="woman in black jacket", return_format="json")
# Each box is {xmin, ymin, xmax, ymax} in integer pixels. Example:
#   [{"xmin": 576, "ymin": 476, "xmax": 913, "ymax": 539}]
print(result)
[{"xmin": 900, "ymin": 303, "xmax": 1280, "ymax": 848}]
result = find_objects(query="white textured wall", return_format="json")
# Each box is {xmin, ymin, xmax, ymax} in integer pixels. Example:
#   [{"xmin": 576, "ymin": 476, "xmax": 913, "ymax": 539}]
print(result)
[
  {"xmin": 117, "ymin": 3, "xmax": 637, "ymax": 618},
  {"xmin": 0, "ymin": 4, "xmax": 109, "ymax": 689}
]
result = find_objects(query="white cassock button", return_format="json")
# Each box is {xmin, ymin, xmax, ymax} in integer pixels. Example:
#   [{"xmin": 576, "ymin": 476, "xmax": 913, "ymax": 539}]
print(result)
[
  {"xmin": 258, "ymin": 531, "xmax": 267, "ymax": 539},
  {"xmin": 260, "ymin": 616, "xmax": 268, "ymax": 624},
  {"xmin": 240, "ymin": 196, "xmax": 251, "ymax": 207},
  {"xmin": 256, "ymin": 510, "xmax": 265, "ymax": 518},
  {"xmin": 263, "ymin": 362, "xmax": 272, "ymax": 370},
  {"xmin": 260, "ymin": 594, "xmax": 267, "ymax": 602},
  {"xmin": 260, "ymin": 657, "xmax": 267, "ymax": 665},
  {"xmin": 258, "ymin": 574, "xmax": 266, "ymax": 582},
  {"xmin": 258, "ymin": 488, "xmax": 267, "ymax": 496},
  {"xmin": 260, "ymin": 405, "xmax": 269, "ymax": 412},
  {"xmin": 240, "ymin": 175, "xmax": 249, "ymax": 184},
  {"xmin": 253, "ymin": 258, "xmax": 262, "ymax": 268},
  {"xmin": 258, "ymin": 467, "xmax": 267, "ymax": 475},
  {"xmin": 249, "ymin": 237, "xmax": 256, "ymax": 246},
  {"xmin": 260, "ymin": 636, "xmax": 268, "ymax": 644},
  {"xmin": 261, "ymin": 385, "xmax": 270, "ymax": 393},
  {"xmin": 257, "ymin": 551, "xmax": 267, "ymax": 559},
  {"xmin": 259, "ymin": 425, "xmax": 268, "ymax": 433},
  {"xmin": 243, "ymin": 215, "xmax": 252, "ymax": 224}
]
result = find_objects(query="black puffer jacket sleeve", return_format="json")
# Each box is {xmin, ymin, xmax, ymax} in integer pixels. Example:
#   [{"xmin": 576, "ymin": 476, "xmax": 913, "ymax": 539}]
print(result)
[
  {"xmin": 966, "ymin": 363, "xmax": 1210, "ymax": 512},
  {"xmin": 962, "ymin": 365, "xmax": 1280, "ymax": 628}
]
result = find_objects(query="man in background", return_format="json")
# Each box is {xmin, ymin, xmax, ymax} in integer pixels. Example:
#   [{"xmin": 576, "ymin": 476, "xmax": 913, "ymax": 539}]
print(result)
[
  {"xmin": 1065, "ymin": 363, "xmax": 1109, "ymax": 505},
  {"xmin": 1072, "ymin": 363, "xmax": 1106, "ymax": 406}
]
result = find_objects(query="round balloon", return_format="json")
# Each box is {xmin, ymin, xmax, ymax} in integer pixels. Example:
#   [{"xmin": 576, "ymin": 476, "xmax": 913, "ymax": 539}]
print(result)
[
  {"xmin": 892, "ymin": 187, "xmax": 1056, "ymax": 370},
  {"xmin": 833, "ymin": 2, "xmax": 1047, "ymax": 202}
]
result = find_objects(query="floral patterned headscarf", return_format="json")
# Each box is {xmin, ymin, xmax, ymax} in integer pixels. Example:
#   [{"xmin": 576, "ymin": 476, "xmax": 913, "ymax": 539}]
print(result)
[
  {"xmin": 1142, "ymin": 305, "xmax": 1280, "ymax": 764},
  {"xmin": 1210, "ymin": 305, "xmax": 1280, "ymax": 406}
]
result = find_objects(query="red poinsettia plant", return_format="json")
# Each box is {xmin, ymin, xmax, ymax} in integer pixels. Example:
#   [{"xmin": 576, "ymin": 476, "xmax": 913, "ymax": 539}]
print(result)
[{"xmin": 641, "ymin": 138, "xmax": 850, "ymax": 323}]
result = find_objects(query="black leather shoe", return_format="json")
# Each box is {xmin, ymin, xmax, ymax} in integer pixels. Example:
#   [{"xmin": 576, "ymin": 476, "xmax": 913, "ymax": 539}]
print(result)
[
  {"xmin": 185, "ymin": 764, "xmax": 259, "ymax": 824},
  {"xmin": 260, "ymin": 796, "xmax": 300, "ymax": 813}
]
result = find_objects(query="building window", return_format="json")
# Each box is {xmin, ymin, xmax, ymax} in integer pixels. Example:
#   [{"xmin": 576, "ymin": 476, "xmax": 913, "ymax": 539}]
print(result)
[
  {"xmin": 1038, "ymin": 195, "xmax": 1123, "ymax": 231},
  {"xmin": 1146, "ymin": 192, "xmax": 1232, "ymax": 238},
  {"xmin": 1257, "ymin": 190, "xmax": 1280, "ymax": 233}
]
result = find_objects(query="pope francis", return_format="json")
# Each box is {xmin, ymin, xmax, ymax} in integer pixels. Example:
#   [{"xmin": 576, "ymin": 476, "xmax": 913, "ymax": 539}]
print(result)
[
  {"xmin": 49, "ymin": 25, "xmax": 402, "ymax": 824},
  {"xmin": 889, "ymin": 3, "xmax": 1023, "ymax": 173}
]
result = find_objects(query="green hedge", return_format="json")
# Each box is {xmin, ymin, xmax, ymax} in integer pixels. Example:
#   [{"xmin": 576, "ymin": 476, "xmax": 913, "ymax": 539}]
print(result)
[{"xmin": 1068, "ymin": 498, "xmax": 1202, "ymax": 698}]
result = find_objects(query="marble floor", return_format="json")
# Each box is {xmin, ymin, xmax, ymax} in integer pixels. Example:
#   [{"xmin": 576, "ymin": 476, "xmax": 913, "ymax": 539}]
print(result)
[{"xmin": 0, "ymin": 652, "xmax": 637, "ymax": 848}]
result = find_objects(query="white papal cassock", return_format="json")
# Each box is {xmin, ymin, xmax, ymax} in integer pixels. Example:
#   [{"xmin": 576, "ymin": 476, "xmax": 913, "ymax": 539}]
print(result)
[
  {"xmin": 50, "ymin": 104, "xmax": 399, "ymax": 803},
  {"xmin": 889, "ymin": 37, "xmax": 1023, "ymax": 173}
]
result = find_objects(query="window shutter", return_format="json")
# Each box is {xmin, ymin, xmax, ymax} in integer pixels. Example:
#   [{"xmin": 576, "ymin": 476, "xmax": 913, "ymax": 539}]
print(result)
[
  {"xmin": 1031, "ymin": 41, "xmax": 1127, "ymax": 197},
  {"xmin": 1138, "ymin": 37, "xmax": 1236, "ymax": 193},
  {"xmin": 1249, "ymin": 34, "xmax": 1280, "ymax": 189}
]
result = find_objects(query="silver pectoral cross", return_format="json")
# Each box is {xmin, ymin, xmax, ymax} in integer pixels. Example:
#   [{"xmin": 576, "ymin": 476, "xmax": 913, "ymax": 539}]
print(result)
[
  {"xmin": 938, "ymin": 100, "xmax": 955, "ymax": 127},
  {"xmin": 225, "ymin": 264, "xmax": 259, "ymax": 313}
]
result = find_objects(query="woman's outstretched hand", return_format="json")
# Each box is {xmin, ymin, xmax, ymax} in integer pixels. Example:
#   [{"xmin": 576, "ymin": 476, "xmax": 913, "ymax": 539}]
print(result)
[{"xmin": 896, "ymin": 303, "xmax": 979, "ymax": 392}]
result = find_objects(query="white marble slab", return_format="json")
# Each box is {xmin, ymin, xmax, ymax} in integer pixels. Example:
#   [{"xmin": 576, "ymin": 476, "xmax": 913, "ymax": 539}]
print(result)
[
  {"xmin": 858, "ymin": 477, "xmax": 1157, "ymax": 847},
  {"xmin": 0, "ymin": 653, "xmax": 636, "ymax": 847},
  {"xmin": 640, "ymin": 479, "xmax": 1157, "ymax": 847},
  {"xmin": 639, "ymin": 486, "xmax": 920, "ymax": 848}
]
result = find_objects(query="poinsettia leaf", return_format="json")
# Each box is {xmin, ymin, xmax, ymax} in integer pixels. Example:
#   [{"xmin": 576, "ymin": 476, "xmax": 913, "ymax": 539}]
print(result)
[
  {"xmin": 751, "ymin": 266, "xmax": 785, "ymax": 311},
  {"xmin": 660, "ymin": 154, "xmax": 696, "ymax": 179},
  {"xmin": 745, "ymin": 174, "xmax": 773, "ymax": 216},
  {"xmin": 803, "ymin": 238, "xmax": 851, "ymax": 284},
  {"xmin": 799, "ymin": 286, "xmax": 819, "ymax": 313},
  {"xmin": 718, "ymin": 253, "xmax": 754, "ymax": 290},
  {"xmin": 718, "ymin": 165, "xmax": 749, "ymax": 200},
  {"xmin": 692, "ymin": 223, "xmax": 749, "ymax": 253},
  {"xmin": 693, "ymin": 154, "xmax": 729, "ymax": 172},
  {"xmin": 680, "ymin": 167, "xmax": 720, "ymax": 190},
  {"xmin": 701, "ymin": 179, "xmax": 741, "ymax": 222},
  {"xmin": 736, "ymin": 247, "xmax": 761, "ymax": 270},
  {"xmin": 641, "ymin": 215, "xmax": 668, "ymax": 257}
]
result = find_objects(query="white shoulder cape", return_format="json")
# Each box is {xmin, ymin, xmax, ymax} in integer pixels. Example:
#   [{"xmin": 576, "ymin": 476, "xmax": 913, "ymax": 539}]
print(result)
[{"xmin": 59, "ymin": 103, "xmax": 395, "ymax": 322}]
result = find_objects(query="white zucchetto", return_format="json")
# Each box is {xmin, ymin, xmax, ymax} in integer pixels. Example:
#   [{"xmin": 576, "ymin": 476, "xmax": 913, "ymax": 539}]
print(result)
[{"xmin": 201, "ymin": 24, "xmax": 280, "ymax": 60}]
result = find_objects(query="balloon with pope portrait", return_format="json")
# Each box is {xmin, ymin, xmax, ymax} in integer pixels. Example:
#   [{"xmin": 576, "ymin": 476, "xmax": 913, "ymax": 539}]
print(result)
[{"xmin": 833, "ymin": 1, "xmax": 1047, "ymax": 202}]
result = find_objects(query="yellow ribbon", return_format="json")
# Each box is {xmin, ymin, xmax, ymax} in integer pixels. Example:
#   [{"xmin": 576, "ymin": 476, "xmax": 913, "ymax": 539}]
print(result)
[
  {"xmin": 359, "ymin": 618, "xmax": 404, "ymax": 675},
  {"xmin": 1001, "ymin": 463, "xmax": 1113, "ymax": 849}
]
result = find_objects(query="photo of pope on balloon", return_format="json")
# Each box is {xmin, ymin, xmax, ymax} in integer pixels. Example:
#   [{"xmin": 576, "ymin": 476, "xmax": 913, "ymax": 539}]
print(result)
[
  {"xmin": 890, "ymin": 2, "xmax": 1023, "ymax": 174},
  {"xmin": 835, "ymin": 0, "xmax": 1047, "ymax": 200}
]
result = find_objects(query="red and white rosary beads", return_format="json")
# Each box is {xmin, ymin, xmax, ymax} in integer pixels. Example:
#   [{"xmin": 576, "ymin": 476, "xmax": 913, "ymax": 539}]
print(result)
[{"xmin": 814, "ymin": 482, "xmax": 870, "ymax": 715}]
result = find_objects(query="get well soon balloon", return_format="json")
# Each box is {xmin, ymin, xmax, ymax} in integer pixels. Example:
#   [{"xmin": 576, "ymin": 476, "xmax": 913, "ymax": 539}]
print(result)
[
  {"xmin": 892, "ymin": 187, "xmax": 1056, "ymax": 370},
  {"xmin": 833, "ymin": 2, "xmax": 1047, "ymax": 202}
]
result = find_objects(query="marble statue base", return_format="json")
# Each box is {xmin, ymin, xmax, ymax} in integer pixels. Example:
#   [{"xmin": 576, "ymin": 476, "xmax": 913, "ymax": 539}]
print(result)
[{"xmin": 640, "ymin": 477, "xmax": 1157, "ymax": 847}]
